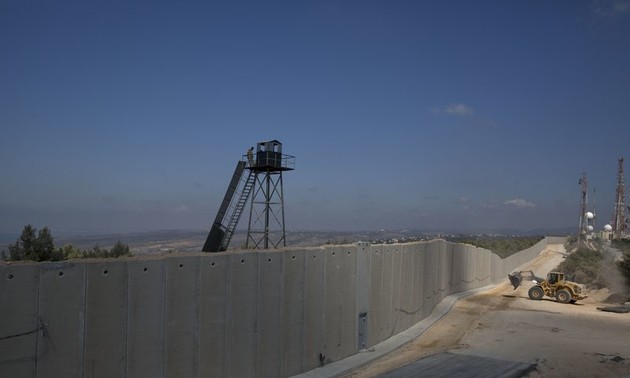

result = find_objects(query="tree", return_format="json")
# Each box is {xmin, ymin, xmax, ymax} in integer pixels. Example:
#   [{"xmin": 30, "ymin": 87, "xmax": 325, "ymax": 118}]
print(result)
[
  {"xmin": 2, "ymin": 225, "xmax": 64, "ymax": 262},
  {"xmin": 1, "ymin": 226, "xmax": 133, "ymax": 261},
  {"xmin": 3, "ymin": 224, "xmax": 35, "ymax": 261}
]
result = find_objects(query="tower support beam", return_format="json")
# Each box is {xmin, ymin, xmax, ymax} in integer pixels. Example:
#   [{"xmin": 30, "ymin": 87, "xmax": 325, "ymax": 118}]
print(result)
[
  {"xmin": 246, "ymin": 170, "xmax": 287, "ymax": 249},
  {"xmin": 612, "ymin": 157, "xmax": 627, "ymax": 239}
]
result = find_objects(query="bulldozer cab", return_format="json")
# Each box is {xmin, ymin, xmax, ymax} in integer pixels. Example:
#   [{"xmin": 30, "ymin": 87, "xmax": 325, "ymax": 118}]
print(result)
[{"xmin": 547, "ymin": 272, "xmax": 564, "ymax": 286}]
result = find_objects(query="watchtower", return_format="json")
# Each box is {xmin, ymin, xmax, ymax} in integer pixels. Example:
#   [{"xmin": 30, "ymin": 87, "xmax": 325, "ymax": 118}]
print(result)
[
  {"xmin": 202, "ymin": 140, "xmax": 294, "ymax": 252},
  {"xmin": 245, "ymin": 140, "xmax": 295, "ymax": 249}
]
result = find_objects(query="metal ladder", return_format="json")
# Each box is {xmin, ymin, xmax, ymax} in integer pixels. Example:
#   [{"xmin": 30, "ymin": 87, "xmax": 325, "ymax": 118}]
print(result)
[
  {"xmin": 202, "ymin": 161, "xmax": 255, "ymax": 252},
  {"xmin": 219, "ymin": 170, "xmax": 255, "ymax": 251}
]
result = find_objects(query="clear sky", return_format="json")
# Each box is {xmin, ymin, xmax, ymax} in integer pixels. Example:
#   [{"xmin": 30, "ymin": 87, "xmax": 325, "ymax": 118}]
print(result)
[{"xmin": 1, "ymin": 1, "xmax": 629, "ymax": 235}]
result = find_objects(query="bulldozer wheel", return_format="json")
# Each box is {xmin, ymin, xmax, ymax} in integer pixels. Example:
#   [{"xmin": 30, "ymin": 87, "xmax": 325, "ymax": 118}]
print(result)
[
  {"xmin": 528, "ymin": 286, "xmax": 544, "ymax": 300},
  {"xmin": 555, "ymin": 289, "xmax": 572, "ymax": 304}
]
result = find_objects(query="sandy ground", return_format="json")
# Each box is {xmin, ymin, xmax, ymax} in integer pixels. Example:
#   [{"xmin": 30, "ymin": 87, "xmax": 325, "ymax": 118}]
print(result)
[{"xmin": 344, "ymin": 245, "xmax": 630, "ymax": 378}]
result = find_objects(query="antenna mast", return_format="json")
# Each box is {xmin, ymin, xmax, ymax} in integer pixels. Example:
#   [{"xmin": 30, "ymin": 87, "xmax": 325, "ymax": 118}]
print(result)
[
  {"xmin": 592, "ymin": 187, "xmax": 597, "ymax": 231},
  {"xmin": 578, "ymin": 172, "xmax": 589, "ymax": 241}
]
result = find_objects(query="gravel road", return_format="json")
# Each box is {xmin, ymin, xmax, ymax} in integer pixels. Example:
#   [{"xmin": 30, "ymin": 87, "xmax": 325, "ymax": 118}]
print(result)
[{"xmin": 344, "ymin": 244, "xmax": 630, "ymax": 378}]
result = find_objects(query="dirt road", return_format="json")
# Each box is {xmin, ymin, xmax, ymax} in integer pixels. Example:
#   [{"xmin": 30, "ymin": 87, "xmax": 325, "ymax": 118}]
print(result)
[{"xmin": 344, "ymin": 244, "xmax": 630, "ymax": 378}]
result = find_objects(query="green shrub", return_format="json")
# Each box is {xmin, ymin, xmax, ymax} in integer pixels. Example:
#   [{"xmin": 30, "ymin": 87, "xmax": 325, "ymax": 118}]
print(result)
[
  {"xmin": 614, "ymin": 239, "xmax": 630, "ymax": 286},
  {"xmin": 556, "ymin": 247, "xmax": 605, "ymax": 289},
  {"xmin": 80, "ymin": 241, "xmax": 131, "ymax": 259},
  {"xmin": 447, "ymin": 236, "xmax": 544, "ymax": 258}
]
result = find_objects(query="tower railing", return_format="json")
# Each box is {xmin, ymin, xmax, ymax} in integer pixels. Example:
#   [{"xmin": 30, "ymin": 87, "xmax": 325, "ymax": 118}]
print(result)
[{"xmin": 241, "ymin": 153, "xmax": 295, "ymax": 171}]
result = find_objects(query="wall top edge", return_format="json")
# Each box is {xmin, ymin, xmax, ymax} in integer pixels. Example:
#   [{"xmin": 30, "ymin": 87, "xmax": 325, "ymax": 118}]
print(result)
[{"xmin": 0, "ymin": 236, "xmax": 563, "ymax": 267}]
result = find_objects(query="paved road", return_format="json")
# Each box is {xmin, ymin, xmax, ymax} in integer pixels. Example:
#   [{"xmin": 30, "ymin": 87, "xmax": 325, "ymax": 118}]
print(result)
[{"xmin": 379, "ymin": 352, "xmax": 535, "ymax": 378}]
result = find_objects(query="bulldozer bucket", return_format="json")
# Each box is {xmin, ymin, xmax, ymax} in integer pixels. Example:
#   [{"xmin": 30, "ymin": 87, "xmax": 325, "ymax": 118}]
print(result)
[{"xmin": 508, "ymin": 273, "xmax": 522, "ymax": 290}]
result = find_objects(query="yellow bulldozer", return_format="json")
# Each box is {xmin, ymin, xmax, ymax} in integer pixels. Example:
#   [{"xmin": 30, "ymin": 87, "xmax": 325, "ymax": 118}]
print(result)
[{"xmin": 508, "ymin": 270, "xmax": 587, "ymax": 304}]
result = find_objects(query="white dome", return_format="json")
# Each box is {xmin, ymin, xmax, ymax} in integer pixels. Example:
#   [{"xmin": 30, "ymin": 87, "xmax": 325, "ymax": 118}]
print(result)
[
  {"xmin": 586, "ymin": 212, "xmax": 594, "ymax": 219},
  {"xmin": 587, "ymin": 225, "xmax": 594, "ymax": 232},
  {"xmin": 604, "ymin": 224, "xmax": 613, "ymax": 231}
]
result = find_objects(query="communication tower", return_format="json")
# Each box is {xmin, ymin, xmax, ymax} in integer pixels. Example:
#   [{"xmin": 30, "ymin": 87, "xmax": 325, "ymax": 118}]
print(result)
[
  {"xmin": 611, "ymin": 157, "xmax": 627, "ymax": 239},
  {"xmin": 578, "ymin": 172, "xmax": 591, "ymax": 241}
]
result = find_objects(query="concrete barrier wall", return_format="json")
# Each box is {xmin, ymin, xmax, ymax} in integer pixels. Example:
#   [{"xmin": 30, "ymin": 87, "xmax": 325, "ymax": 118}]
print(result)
[
  {"xmin": 0, "ymin": 237, "xmax": 561, "ymax": 377},
  {"xmin": 198, "ymin": 254, "xmax": 229, "ymax": 377},
  {"xmin": 0, "ymin": 264, "xmax": 38, "ymax": 378},
  {"xmin": 85, "ymin": 260, "xmax": 127, "ymax": 378}
]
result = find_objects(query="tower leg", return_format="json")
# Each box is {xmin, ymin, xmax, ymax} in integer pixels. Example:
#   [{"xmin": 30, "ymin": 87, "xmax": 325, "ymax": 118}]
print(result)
[{"xmin": 246, "ymin": 170, "xmax": 287, "ymax": 249}]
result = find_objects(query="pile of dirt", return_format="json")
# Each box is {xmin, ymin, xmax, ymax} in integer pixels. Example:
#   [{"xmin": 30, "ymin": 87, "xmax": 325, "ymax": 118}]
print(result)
[
  {"xmin": 584, "ymin": 288, "xmax": 629, "ymax": 303},
  {"xmin": 603, "ymin": 292, "xmax": 630, "ymax": 304}
]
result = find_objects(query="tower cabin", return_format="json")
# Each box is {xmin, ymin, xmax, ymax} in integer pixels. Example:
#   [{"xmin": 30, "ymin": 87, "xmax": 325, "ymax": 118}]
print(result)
[{"xmin": 247, "ymin": 140, "xmax": 294, "ymax": 172}]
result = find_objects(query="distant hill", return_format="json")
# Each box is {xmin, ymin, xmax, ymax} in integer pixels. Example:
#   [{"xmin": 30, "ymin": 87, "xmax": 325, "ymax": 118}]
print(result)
[{"xmin": 0, "ymin": 227, "xmax": 576, "ymax": 256}]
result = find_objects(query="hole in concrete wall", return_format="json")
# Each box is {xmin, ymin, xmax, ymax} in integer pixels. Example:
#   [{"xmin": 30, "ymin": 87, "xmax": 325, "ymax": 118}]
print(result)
[
  {"xmin": 332, "ymin": 252, "xmax": 336, "ymax": 256},
  {"xmin": 58, "ymin": 271, "xmax": 64, "ymax": 277},
  {"xmin": 313, "ymin": 255, "xmax": 317, "ymax": 259},
  {"xmin": 143, "ymin": 267, "xmax": 148, "ymax": 272},
  {"xmin": 291, "ymin": 255, "xmax": 296, "ymax": 260},
  {"xmin": 240, "ymin": 259, "xmax": 245, "ymax": 264},
  {"xmin": 347, "ymin": 251, "xmax": 351, "ymax": 255},
  {"xmin": 8, "ymin": 273, "xmax": 14, "ymax": 280},
  {"xmin": 179, "ymin": 264, "xmax": 184, "ymax": 269},
  {"xmin": 103, "ymin": 270, "xmax": 109, "ymax": 275},
  {"xmin": 211, "ymin": 262, "xmax": 216, "ymax": 267},
  {"xmin": 267, "ymin": 258, "xmax": 272, "ymax": 263}
]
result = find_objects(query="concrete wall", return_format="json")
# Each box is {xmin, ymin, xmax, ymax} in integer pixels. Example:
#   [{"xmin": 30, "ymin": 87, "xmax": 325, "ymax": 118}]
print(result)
[{"xmin": 0, "ymin": 237, "xmax": 559, "ymax": 378}]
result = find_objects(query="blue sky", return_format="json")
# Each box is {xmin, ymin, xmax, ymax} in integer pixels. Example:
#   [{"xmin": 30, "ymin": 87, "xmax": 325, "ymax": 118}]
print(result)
[{"xmin": 1, "ymin": 1, "xmax": 629, "ymax": 234}]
